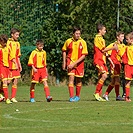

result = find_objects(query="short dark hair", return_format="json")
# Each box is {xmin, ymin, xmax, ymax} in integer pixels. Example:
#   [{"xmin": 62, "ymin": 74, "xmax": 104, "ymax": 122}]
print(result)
[
  {"xmin": 10, "ymin": 28, "xmax": 20, "ymax": 35},
  {"xmin": 36, "ymin": 39, "xmax": 44, "ymax": 45},
  {"xmin": 116, "ymin": 31, "xmax": 124, "ymax": 37},
  {"xmin": 0, "ymin": 34, "xmax": 8, "ymax": 43},
  {"xmin": 73, "ymin": 26, "xmax": 81, "ymax": 34},
  {"xmin": 96, "ymin": 23, "xmax": 105, "ymax": 32}
]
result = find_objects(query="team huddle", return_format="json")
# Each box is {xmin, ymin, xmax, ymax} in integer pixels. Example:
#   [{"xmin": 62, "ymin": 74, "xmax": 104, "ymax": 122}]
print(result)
[{"xmin": 0, "ymin": 24, "xmax": 133, "ymax": 104}]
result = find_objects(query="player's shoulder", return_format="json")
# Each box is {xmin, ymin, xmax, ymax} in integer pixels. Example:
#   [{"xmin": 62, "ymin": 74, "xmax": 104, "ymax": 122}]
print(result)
[
  {"xmin": 42, "ymin": 49, "xmax": 46, "ymax": 53},
  {"xmin": 65, "ymin": 38, "xmax": 72, "ymax": 42},
  {"xmin": 94, "ymin": 34, "xmax": 103, "ymax": 41},
  {"xmin": 79, "ymin": 37, "xmax": 86, "ymax": 44},
  {"xmin": 32, "ymin": 49, "xmax": 37, "ymax": 53},
  {"xmin": 108, "ymin": 42, "xmax": 114, "ymax": 46},
  {"xmin": 95, "ymin": 34, "xmax": 102, "ymax": 38}
]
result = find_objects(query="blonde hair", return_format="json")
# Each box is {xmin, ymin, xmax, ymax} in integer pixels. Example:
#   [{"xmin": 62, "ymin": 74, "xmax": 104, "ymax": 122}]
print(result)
[{"xmin": 126, "ymin": 32, "xmax": 133, "ymax": 39}]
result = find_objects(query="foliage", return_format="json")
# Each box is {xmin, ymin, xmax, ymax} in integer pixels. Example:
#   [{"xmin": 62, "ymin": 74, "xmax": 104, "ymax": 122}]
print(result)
[{"xmin": 0, "ymin": 0, "xmax": 133, "ymax": 84}]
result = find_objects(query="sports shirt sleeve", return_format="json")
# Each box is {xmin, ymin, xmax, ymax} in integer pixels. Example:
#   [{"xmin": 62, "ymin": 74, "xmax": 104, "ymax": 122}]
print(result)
[
  {"xmin": 118, "ymin": 45, "xmax": 126, "ymax": 57},
  {"xmin": 94, "ymin": 35, "xmax": 105, "ymax": 50},
  {"xmin": 81, "ymin": 40, "xmax": 88, "ymax": 55},
  {"xmin": 62, "ymin": 40, "xmax": 68, "ymax": 52},
  {"xmin": 28, "ymin": 51, "xmax": 35, "ymax": 66}
]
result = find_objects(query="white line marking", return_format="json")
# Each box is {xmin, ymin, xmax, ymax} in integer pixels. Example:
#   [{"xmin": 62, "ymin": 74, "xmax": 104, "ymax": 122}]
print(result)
[{"xmin": 2, "ymin": 106, "xmax": 132, "ymax": 129}]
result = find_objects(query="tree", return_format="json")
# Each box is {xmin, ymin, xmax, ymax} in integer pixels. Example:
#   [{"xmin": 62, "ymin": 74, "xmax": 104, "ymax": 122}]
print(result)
[{"xmin": 0, "ymin": 0, "xmax": 132, "ymax": 84}]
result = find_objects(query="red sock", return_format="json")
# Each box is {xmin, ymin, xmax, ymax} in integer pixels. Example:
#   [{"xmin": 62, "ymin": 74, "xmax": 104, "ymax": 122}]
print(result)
[
  {"xmin": 68, "ymin": 84, "xmax": 74, "ymax": 98},
  {"xmin": 44, "ymin": 86, "xmax": 50, "ymax": 98},
  {"xmin": 11, "ymin": 85, "xmax": 17, "ymax": 98},
  {"xmin": 105, "ymin": 84, "xmax": 114, "ymax": 95},
  {"xmin": 76, "ymin": 83, "xmax": 82, "ymax": 97},
  {"xmin": 30, "ymin": 88, "xmax": 35, "ymax": 98},
  {"xmin": 99, "ymin": 89, "xmax": 102, "ymax": 96},
  {"xmin": 115, "ymin": 83, "xmax": 120, "ymax": 97},
  {"xmin": 95, "ymin": 79, "xmax": 104, "ymax": 94},
  {"xmin": 125, "ymin": 86, "xmax": 130, "ymax": 98},
  {"xmin": 3, "ymin": 85, "xmax": 8, "ymax": 99}
]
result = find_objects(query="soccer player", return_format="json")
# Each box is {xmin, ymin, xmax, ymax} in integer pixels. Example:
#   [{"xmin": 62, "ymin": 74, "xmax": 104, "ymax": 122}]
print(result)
[
  {"xmin": 28, "ymin": 39, "xmax": 52, "ymax": 102},
  {"xmin": 0, "ymin": 34, "xmax": 12, "ymax": 104},
  {"xmin": 62, "ymin": 26, "xmax": 88, "ymax": 102},
  {"xmin": 93, "ymin": 23, "xmax": 117, "ymax": 101},
  {"xmin": 7, "ymin": 28, "xmax": 22, "ymax": 103},
  {"xmin": 121, "ymin": 32, "xmax": 133, "ymax": 102},
  {"xmin": 102, "ymin": 31, "xmax": 125, "ymax": 101}
]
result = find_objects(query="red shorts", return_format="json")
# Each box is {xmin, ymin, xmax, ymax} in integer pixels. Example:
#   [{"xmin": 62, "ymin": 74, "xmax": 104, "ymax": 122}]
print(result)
[
  {"xmin": 68, "ymin": 63, "xmax": 84, "ymax": 78},
  {"xmin": 124, "ymin": 64, "xmax": 133, "ymax": 80},
  {"xmin": 96, "ymin": 63, "xmax": 108, "ymax": 75},
  {"xmin": 111, "ymin": 63, "xmax": 121, "ymax": 77},
  {"xmin": 31, "ymin": 67, "xmax": 48, "ymax": 83},
  {"xmin": 8, "ymin": 69, "xmax": 21, "ymax": 79},
  {"xmin": 0, "ymin": 66, "xmax": 9, "ymax": 81}
]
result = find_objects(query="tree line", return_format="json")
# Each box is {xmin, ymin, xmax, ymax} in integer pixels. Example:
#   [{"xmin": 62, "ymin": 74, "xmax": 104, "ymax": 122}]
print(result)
[{"xmin": 0, "ymin": 0, "xmax": 132, "ymax": 84}]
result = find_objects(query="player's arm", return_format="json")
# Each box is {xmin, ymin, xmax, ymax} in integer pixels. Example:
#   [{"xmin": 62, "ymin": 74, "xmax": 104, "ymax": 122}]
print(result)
[
  {"xmin": 67, "ymin": 55, "xmax": 86, "ymax": 70},
  {"xmin": 12, "ymin": 58, "xmax": 19, "ymax": 70},
  {"xmin": 28, "ymin": 51, "xmax": 37, "ymax": 73},
  {"xmin": 102, "ymin": 43, "xmax": 118, "ymax": 53},
  {"xmin": 106, "ymin": 53, "xmax": 115, "ymax": 69},
  {"xmin": 62, "ymin": 51, "xmax": 66, "ymax": 70},
  {"xmin": 18, "ymin": 58, "xmax": 22, "ymax": 72},
  {"xmin": 17, "ymin": 43, "xmax": 22, "ymax": 72},
  {"xmin": 31, "ymin": 65, "xmax": 37, "ymax": 73}
]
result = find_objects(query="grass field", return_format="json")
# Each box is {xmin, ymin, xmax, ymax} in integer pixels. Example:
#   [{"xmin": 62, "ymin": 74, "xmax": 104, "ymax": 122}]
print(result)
[{"xmin": 0, "ymin": 84, "xmax": 132, "ymax": 133}]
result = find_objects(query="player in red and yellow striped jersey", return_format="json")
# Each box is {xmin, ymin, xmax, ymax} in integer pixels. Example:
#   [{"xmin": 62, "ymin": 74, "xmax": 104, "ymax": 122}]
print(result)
[
  {"xmin": 121, "ymin": 32, "xmax": 133, "ymax": 102},
  {"xmin": 7, "ymin": 28, "xmax": 22, "ymax": 103},
  {"xmin": 0, "ymin": 34, "xmax": 12, "ymax": 104},
  {"xmin": 62, "ymin": 26, "xmax": 88, "ymax": 102},
  {"xmin": 28, "ymin": 40, "xmax": 52, "ymax": 102},
  {"xmin": 93, "ymin": 23, "xmax": 117, "ymax": 101},
  {"xmin": 103, "ymin": 31, "xmax": 125, "ymax": 101}
]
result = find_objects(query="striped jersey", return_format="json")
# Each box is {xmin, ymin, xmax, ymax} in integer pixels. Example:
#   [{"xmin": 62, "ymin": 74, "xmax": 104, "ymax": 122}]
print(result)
[
  {"xmin": 28, "ymin": 48, "xmax": 46, "ymax": 68},
  {"xmin": 93, "ymin": 34, "xmax": 106, "ymax": 65},
  {"xmin": 62, "ymin": 37, "xmax": 88, "ymax": 65},
  {"xmin": 7, "ymin": 38, "xmax": 21, "ymax": 69},
  {"xmin": 0, "ymin": 45, "xmax": 9, "ymax": 67},
  {"xmin": 107, "ymin": 41, "xmax": 125, "ymax": 64},
  {"xmin": 122, "ymin": 44, "xmax": 133, "ymax": 65}
]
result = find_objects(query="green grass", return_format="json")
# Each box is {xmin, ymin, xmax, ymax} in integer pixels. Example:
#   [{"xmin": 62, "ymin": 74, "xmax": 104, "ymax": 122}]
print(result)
[{"xmin": 0, "ymin": 84, "xmax": 133, "ymax": 133}]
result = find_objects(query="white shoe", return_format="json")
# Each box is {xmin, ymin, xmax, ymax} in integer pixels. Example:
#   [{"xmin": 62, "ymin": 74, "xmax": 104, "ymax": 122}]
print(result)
[
  {"xmin": 103, "ymin": 94, "xmax": 109, "ymax": 101},
  {"xmin": 11, "ymin": 98, "xmax": 18, "ymax": 103}
]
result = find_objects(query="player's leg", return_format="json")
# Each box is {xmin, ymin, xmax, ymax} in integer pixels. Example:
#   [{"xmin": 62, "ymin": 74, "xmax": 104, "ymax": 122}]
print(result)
[
  {"xmin": 94, "ymin": 72, "xmax": 107, "ymax": 101},
  {"xmin": 11, "ymin": 78, "xmax": 18, "ymax": 102},
  {"xmin": 122, "ymin": 78, "xmax": 126, "ymax": 98},
  {"xmin": 2, "ymin": 80, "xmax": 12, "ymax": 104},
  {"xmin": 30, "ymin": 83, "xmax": 36, "ymax": 102},
  {"xmin": 68, "ymin": 75, "xmax": 75, "ymax": 102},
  {"xmin": 40, "ymin": 67, "xmax": 52, "ymax": 102},
  {"xmin": 125, "ymin": 80, "xmax": 131, "ymax": 102},
  {"xmin": 121, "ymin": 64, "xmax": 126, "ymax": 97},
  {"xmin": 115, "ymin": 76, "xmax": 123, "ymax": 101},
  {"xmin": 74, "ymin": 77, "xmax": 82, "ymax": 101},
  {"xmin": 103, "ymin": 77, "xmax": 115, "ymax": 101},
  {"xmin": 124, "ymin": 65, "xmax": 132, "ymax": 102},
  {"xmin": 43, "ymin": 80, "xmax": 52, "ymax": 102}
]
